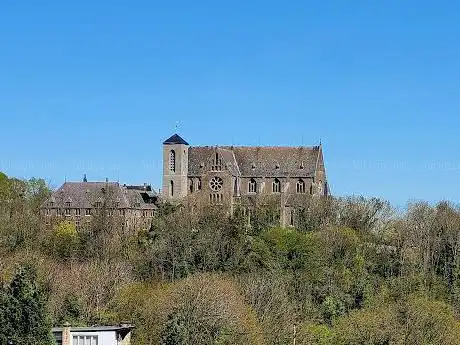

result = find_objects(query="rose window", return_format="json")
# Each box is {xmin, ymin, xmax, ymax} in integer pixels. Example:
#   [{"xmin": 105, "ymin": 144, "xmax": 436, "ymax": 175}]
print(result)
[{"xmin": 209, "ymin": 177, "xmax": 223, "ymax": 192}]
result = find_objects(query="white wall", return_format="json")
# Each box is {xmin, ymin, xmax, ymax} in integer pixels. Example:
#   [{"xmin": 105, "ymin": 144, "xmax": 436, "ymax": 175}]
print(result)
[{"xmin": 70, "ymin": 331, "xmax": 117, "ymax": 345}]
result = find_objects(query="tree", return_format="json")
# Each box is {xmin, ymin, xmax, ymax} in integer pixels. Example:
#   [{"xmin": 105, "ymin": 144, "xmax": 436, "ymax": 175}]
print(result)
[
  {"xmin": 46, "ymin": 220, "xmax": 80, "ymax": 260},
  {"xmin": 0, "ymin": 264, "xmax": 54, "ymax": 345}
]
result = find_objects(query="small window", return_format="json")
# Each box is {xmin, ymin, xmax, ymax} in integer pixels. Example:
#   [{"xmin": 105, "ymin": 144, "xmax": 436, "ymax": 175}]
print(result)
[
  {"xmin": 197, "ymin": 178, "xmax": 202, "ymax": 190},
  {"xmin": 189, "ymin": 179, "xmax": 194, "ymax": 193},
  {"xmin": 170, "ymin": 180, "xmax": 174, "ymax": 197},
  {"xmin": 248, "ymin": 178, "xmax": 257, "ymax": 193},
  {"xmin": 169, "ymin": 150, "xmax": 176, "ymax": 172},
  {"xmin": 272, "ymin": 178, "xmax": 281, "ymax": 193},
  {"xmin": 45, "ymin": 208, "xmax": 50, "ymax": 215},
  {"xmin": 65, "ymin": 201, "xmax": 71, "ymax": 207},
  {"xmin": 85, "ymin": 208, "xmax": 91, "ymax": 216},
  {"xmin": 296, "ymin": 179, "xmax": 305, "ymax": 193},
  {"xmin": 209, "ymin": 193, "xmax": 223, "ymax": 204},
  {"xmin": 65, "ymin": 208, "xmax": 71, "ymax": 215},
  {"xmin": 95, "ymin": 201, "xmax": 102, "ymax": 208},
  {"xmin": 50, "ymin": 201, "xmax": 55, "ymax": 207},
  {"xmin": 75, "ymin": 208, "xmax": 81, "ymax": 216},
  {"xmin": 72, "ymin": 336, "xmax": 98, "ymax": 345}
]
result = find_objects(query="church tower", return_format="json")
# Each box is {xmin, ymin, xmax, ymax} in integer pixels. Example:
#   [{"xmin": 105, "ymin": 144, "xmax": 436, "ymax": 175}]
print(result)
[{"xmin": 162, "ymin": 134, "xmax": 189, "ymax": 201}]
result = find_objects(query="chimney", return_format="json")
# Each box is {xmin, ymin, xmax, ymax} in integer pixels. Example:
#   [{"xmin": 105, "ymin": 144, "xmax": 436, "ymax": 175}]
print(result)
[{"xmin": 62, "ymin": 322, "xmax": 71, "ymax": 345}]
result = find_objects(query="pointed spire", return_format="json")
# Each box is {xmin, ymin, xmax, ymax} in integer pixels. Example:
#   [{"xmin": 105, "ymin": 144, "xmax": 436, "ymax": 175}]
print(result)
[{"xmin": 163, "ymin": 134, "xmax": 189, "ymax": 145}]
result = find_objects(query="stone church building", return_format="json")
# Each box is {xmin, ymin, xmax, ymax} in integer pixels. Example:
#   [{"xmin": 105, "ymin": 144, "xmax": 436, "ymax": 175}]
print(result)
[{"xmin": 162, "ymin": 134, "xmax": 329, "ymax": 226}]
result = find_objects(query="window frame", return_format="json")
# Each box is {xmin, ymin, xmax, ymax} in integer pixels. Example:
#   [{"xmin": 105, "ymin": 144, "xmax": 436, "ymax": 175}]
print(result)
[{"xmin": 248, "ymin": 178, "xmax": 257, "ymax": 193}]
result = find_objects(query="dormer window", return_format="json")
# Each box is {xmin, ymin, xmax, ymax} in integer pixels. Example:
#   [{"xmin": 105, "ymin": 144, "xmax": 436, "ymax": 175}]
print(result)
[
  {"xmin": 275, "ymin": 163, "xmax": 280, "ymax": 169},
  {"xmin": 169, "ymin": 150, "xmax": 176, "ymax": 172},
  {"xmin": 248, "ymin": 178, "xmax": 257, "ymax": 193},
  {"xmin": 272, "ymin": 178, "xmax": 281, "ymax": 193},
  {"xmin": 211, "ymin": 152, "xmax": 223, "ymax": 171},
  {"xmin": 65, "ymin": 201, "xmax": 71, "ymax": 207}
]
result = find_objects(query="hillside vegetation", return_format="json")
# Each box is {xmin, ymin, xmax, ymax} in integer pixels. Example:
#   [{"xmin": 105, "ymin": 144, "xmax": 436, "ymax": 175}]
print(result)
[{"xmin": 2, "ymin": 172, "xmax": 460, "ymax": 344}]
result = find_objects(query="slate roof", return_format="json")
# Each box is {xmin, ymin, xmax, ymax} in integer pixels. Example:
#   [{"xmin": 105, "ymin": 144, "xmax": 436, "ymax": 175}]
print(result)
[
  {"xmin": 188, "ymin": 146, "xmax": 321, "ymax": 178},
  {"xmin": 229, "ymin": 146, "xmax": 320, "ymax": 177},
  {"xmin": 188, "ymin": 147, "xmax": 240, "ymax": 176},
  {"xmin": 163, "ymin": 134, "xmax": 189, "ymax": 145},
  {"xmin": 52, "ymin": 325, "xmax": 134, "ymax": 332},
  {"xmin": 42, "ymin": 182, "xmax": 157, "ymax": 210}
]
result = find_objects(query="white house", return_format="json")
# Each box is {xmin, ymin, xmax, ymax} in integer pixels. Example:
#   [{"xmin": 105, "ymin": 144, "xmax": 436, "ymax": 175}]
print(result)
[{"xmin": 52, "ymin": 323, "xmax": 133, "ymax": 345}]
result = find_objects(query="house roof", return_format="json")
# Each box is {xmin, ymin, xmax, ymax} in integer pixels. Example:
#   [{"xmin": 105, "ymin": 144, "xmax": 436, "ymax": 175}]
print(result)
[
  {"xmin": 188, "ymin": 145, "xmax": 321, "ymax": 177},
  {"xmin": 229, "ymin": 146, "xmax": 320, "ymax": 177},
  {"xmin": 163, "ymin": 134, "xmax": 189, "ymax": 145},
  {"xmin": 188, "ymin": 147, "xmax": 240, "ymax": 176},
  {"xmin": 52, "ymin": 325, "xmax": 134, "ymax": 332},
  {"xmin": 41, "ymin": 182, "xmax": 157, "ymax": 210}
]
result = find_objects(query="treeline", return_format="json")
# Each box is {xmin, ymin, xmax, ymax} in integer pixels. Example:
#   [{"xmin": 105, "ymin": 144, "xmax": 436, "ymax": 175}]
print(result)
[{"xmin": 2, "ymin": 171, "xmax": 460, "ymax": 344}]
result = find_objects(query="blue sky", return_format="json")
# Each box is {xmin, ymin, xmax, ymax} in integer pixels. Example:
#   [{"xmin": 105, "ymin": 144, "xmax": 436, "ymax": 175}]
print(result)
[{"xmin": 1, "ymin": 1, "xmax": 459, "ymax": 205}]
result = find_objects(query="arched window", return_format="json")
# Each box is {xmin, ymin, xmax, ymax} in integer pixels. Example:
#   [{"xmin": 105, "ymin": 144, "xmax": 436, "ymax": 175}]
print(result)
[
  {"xmin": 212, "ymin": 152, "xmax": 223, "ymax": 171},
  {"xmin": 189, "ymin": 179, "xmax": 194, "ymax": 194},
  {"xmin": 170, "ymin": 180, "xmax": 174, "ymax": 197},
  {"xmin": 248, "ymin": 178, "xmax": 257, "ymax": 193},
  {"xmin": 272, "ymin": 178, "xmax": 281, "ymax": 193},
  {"xmin": 296, "ymin": 179, "xmax": 305, "ymax": 193},
  {"xmin": 169, "ymin": 150, "xmax": 176, "ymax": 172}
]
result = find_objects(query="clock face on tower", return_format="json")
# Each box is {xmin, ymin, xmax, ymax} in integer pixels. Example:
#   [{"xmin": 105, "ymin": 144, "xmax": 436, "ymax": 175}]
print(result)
[{"xmin": 209, "ymin": 177, "xmax": 223, "ymax": 192}]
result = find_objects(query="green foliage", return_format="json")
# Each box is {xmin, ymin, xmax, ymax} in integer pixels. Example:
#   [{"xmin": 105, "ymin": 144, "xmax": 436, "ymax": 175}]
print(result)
[
  {"xmin": 4, "ymin": 170, "xmax": 460, "ymax": 345},
  {"xmin": 321, "ymin": 296, "xmax": 345, "ymax": 324},
  {"xmin": 56, "ymin": 294, "xmax": 85, "ymax": 326},
  {"xmin": 299, "ymin": 324, "xmax": 334, "ymax": 345},
  {"xmin": 46, "ymin": 220, "xmax": 80, "ymax": 260},
  {"xmin": 0, "ymin": 264, "xmax": 54, "ymax": 345},
  {"xmin": 161, "ymin": 311, "xmax": 189, "ymax": 345}
]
